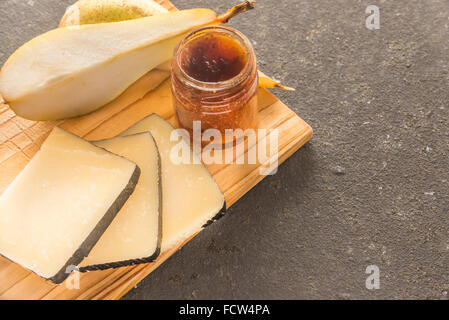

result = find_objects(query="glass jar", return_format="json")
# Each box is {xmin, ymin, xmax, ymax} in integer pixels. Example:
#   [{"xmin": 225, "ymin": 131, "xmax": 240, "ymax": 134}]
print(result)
[{"xmin": 171, "ymin": 25, "xmax": 258, "ymax": 145}]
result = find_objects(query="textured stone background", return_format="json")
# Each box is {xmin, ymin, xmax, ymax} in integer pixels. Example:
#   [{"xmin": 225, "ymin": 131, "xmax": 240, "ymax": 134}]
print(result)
[{"xmin": 0, "ymin": 0, "xmax": 448, "ymax": 299}]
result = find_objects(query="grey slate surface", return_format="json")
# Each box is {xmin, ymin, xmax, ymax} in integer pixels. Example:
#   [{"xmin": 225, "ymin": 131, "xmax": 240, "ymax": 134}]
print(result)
[{"xmin": 0, "ymin": 0, "xmax": 448, "ymax": 299}]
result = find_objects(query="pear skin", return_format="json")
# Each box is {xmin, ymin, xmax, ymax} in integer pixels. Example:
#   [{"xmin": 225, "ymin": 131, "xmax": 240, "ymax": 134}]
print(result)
[{"xmin": 59, "ymin": 0, "xmax": 168, "ymax": 27}]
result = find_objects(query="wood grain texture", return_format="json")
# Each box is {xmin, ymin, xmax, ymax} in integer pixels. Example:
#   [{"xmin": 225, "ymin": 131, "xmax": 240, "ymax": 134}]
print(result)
[{"xmin": 0, "ymin": 0, "xmax": 312, "ymax": 300}]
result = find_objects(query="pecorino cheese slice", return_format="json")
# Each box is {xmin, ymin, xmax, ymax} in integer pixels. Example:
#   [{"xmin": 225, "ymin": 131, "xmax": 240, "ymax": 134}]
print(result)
[
  {"xmin": 80, "ymin": 133, "xmax": 161, "ymax": 271},
  {"xmin": 0, "ymin": 127, "xmax": 140, "ymax": 284},
  {"xmin": 121, "ymin": 114, "xmax": 225, "ymax": 252}
]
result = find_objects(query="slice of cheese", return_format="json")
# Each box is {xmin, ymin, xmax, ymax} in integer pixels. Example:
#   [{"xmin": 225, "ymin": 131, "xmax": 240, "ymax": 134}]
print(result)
[
  {"xmin": 80, "ymin": 133, "xmax": 161, "ymax": 271},
  {"xmin": 121, "ymin": 114, "xmax": 225, "ymax": 251},
  {"xmin": 0, "ymin": 127, "xmax": 140, "ymax": 284}
]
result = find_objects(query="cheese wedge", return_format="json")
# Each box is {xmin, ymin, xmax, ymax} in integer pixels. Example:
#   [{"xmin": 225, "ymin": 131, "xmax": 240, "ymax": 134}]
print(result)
[
  {"xmin": 121, "ymin": 114, "xmax": 225, "ymax": 251},
  {"xmin": 80, "ymin": 133, "xmax": 161, "ymax": 271},
  {"xmin": 0, "ymin": 127, "xmax": 140, "ymax": 284}
]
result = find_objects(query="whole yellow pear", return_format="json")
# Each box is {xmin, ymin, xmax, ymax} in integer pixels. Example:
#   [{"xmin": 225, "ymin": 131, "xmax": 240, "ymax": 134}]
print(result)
[{"xmin": 59, "ymin": 0, "xmax": 168, "ymax": 27}]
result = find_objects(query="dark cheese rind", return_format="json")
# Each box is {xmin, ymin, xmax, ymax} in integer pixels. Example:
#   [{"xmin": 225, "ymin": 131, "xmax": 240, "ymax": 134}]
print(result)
[
  {"xmin": 201, "ymin": 201, "xmax": 227, "ymax": 228},
  {"xmin": 48, "ymin": 165, "xmax": 141, "ymax": 284},
  {"xmin": 78, "ymin": 247, "xmax": 160, "ymax": 272},
  {"xmin": 79, "ymin": 133, "xmax": 162, "ymax": 272}
]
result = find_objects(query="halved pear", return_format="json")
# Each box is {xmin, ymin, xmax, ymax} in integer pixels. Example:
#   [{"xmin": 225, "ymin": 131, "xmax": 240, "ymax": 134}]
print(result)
[
  {"xmin": 59, "ymin": 0, "xmax": 168, "ymax": 27},
  {"xmin": 60, "ymin": 0, "xmax": 170, "ymax": 103},
  {"xmin": 0, "ymin": 2, "xmax": 255, "ymax": 120}
]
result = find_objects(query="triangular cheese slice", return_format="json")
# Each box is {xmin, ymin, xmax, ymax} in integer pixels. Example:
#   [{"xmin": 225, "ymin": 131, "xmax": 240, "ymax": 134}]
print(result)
[
  {"xmin": 80, "ymin": 132, "xmax": 161, "ymax": 271},
  {"xmin": 121, "ymin": 114, "xmax": 225, "ymax": 251},
  {"xmin": 0, "ymin": 127, "xmax": 139, "ymax": 283}
]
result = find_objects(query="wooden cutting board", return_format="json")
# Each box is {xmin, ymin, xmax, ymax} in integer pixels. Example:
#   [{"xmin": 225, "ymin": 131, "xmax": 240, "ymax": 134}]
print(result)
[{"xmin": 0, "ymin": 0, "xmax": 312, "ymax": 300}]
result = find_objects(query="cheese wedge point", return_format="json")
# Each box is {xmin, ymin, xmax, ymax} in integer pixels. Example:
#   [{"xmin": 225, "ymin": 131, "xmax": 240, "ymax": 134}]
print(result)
[
  {"xmin": 0, "ymin": 127, "xmax": 140, "ymax": 284},
  {"xmin": 0, "ymin": 2, "xmax": 255, "ymax": 120},
  {"xmin": 120, "ymin": 114, "xmax": 225, "ymax": 252},
  {"xmin": 80, "ymin": 132, "xmax": 162, "ymax": 271}
]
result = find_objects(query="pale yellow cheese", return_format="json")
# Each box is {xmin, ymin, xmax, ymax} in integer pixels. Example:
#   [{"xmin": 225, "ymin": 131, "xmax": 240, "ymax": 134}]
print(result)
[
  {"xmin": 121, "ymin": 114, "xmax": 225, "ymax": 251},
  {"xmin": 80, "ymin": 133, "xmax": 161, "ymax": 268},
  {"xmin": 0, "ymin": 127, "xmax": 138, "ymax": 281}
]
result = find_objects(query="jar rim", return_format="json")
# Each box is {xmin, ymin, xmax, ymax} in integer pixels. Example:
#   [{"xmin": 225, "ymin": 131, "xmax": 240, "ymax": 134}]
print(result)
[{"xmin": 173, "ymin": 25, "xmax": 256, "ymax": 92}]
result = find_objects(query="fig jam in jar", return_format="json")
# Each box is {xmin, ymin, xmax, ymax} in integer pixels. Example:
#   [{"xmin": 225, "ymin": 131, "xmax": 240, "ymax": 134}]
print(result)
[{"xmin": 171, "ymin": 25, "xmax": 258, "ymax": 145}]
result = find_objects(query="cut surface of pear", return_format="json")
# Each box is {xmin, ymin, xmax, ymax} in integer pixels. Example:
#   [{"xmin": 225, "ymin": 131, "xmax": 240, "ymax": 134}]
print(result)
[
  {"xmin": 0, "ymin": 9, "xmax": 217, "ymax": 120},
  {"xmin": 59, "ymin": 0, "xmax": 168, "ymax": 27}
]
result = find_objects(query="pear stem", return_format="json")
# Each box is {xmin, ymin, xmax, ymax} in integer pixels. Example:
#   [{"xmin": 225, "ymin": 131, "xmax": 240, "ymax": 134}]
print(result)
[{"xmin": 217, "ymin": 1, "xmax": 256, "ymax": 23}]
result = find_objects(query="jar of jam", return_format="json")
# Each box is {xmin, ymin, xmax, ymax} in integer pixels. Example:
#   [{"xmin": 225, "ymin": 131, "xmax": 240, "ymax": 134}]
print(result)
[{"xmin": 171, "ymin": 25, "xmax": 258, "ymax": 145}]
